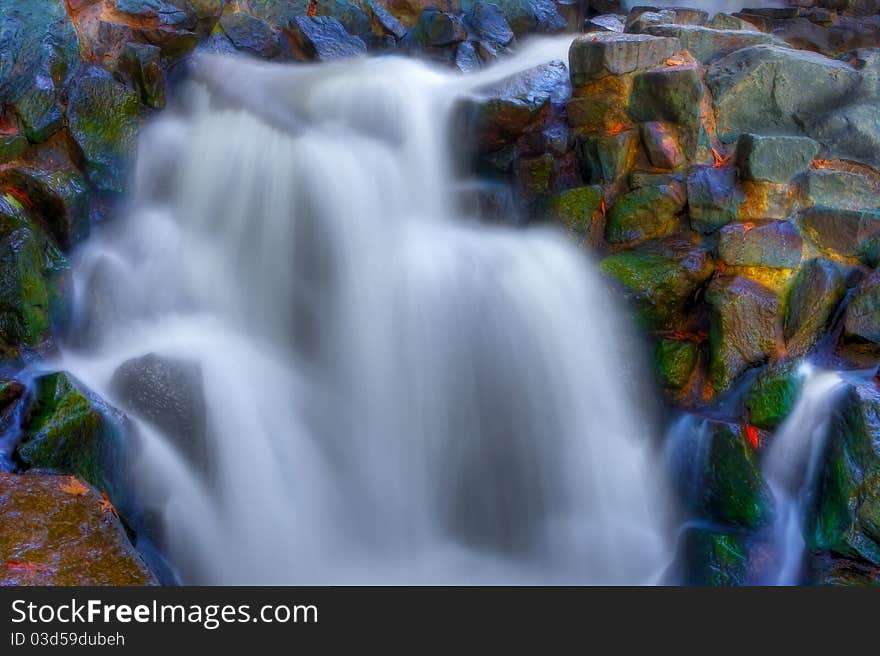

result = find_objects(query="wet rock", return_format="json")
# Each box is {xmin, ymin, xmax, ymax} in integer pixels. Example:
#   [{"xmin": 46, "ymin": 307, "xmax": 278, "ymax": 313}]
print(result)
[
  {"xmin": 600, "ymin": 237, "xmax": 714, "ymax": 330},
  {"xmin": 784, "ymin": 258, "xmax": 847, "ymax": 356},
  {"xmin": 545, "ymin": 185, "xmax": 603, "ymax": 234},
  {"xmin": 810, "ymin": 381, "xmax": 880, "ymax": 564},
  {"xmin": 687, "ymin": 167, "xmax": 744, "ymax": 234},
  {"xmin": 698, "ymin": 420, "xmax": 774, "ymax": 529},
  {"xmin": 16, "ymin": 372, "xmax": 130, "ymax": 506},
  {"xmin": 706, "ymin": 276, "xmax": 781, "ymax": 392},
  {"xmin": 576, "ymin": 130, "xmax": 639, "ymax": 183},
  {"xmin": 681, "ymin": 526, "xmax": 749, "ymax": 586},
  {"xmin": 403, "ymin": 8, "xmax": 467, "ymax": 49},
  {"xmin": 804, "ymin": 170, "xmax": 880, "ymax": 210},
  {"xmin": 119, "ymin": 43, "xmax": 166, "ymax": 109},
  {"xmin": 483, "ymin": 0, "xmax": 564, "ymax": 36},
  {"xmin": 628, "ymin": 64, "xmax": 703, "ymax": 126},
  {"xmin": 566, "ymin": 74, "xmax": 631, "ymax": 132},
  {"xmin": 806, "ymin": 104, "xmax": 880, "ymax": 170},
  {"xmin": 584, "ymin": 14, "xmax": 625, "ymax": 33},
  {"xmin": 365, "ymin": 0, "xmax": 407, "ymax": 40},
  {"xmin": 0, "ymin": 228, "xmax": 54, "ymax": 348},
  {"xmin": 654, "ymin": 338, "xmax": 698, "ymax": 389},
  {"xmin": 844, "ymin": 269, "xmax": 880, "ymax": 343},
  {"xmin": 707, "ymin": 45, "xmax": 862, "ymax": 144},
  {"xmin": 219, "ymin": 12, "xmax": 281, "ymax": 59},
  {"xmin": 718, "ymin": 221, "xmax": 803, "ymax": 269},
  {"xmin": 738, "ymin": 180, "xmax": 797, "ymax": 221},
  {"xmin": 569, "ymin": 33, "xmax": 680, "ymax": 86},
  {"xmin": 283, "ymin": 16, "xmax": 367, "ymax": 62},
  {"xmin": 708, "ymin": 13, "xmax": 760, "ymax": 31},
  {"xmin": 513, "ymin": 154, "xmax": 553, "ymax": 197},
  {"xmin": 0, "ymin": 0, "xmax": 80, "ymax": 142},
  {"xmin": 247, "ymin": 0, "xmax": 309, "ymax": 28},
  {"xmin": 0, "ymin": 471, "xmax": 155, "ymax": 585},
  {"xmin": 114, "ymin": 0, "xmax": 196, "ymax": 29},
  {"xmin": 736, "ymin": 134, "xmax": 820, "ymax": 183},
  {"xmin": 382, "ymin": 1, "xmax": 460, "ymax": 28},
  {"xmin": 453, "ymin": 41, "xmax": 480, "ymax": 73},
  {"xmin": 457, "ymin": 180, "xmax": 518, "ymax": 224},
  {"xmin": 465, "ymin": 1, "xmax": 514, "ymax": 47},
  {"xmin": 110, "ymin": 353, "xmax": 207, "ymax": 472},
  {"xmin": 801, "ymin": 206, "xmax": 880, "ymax": 259},
  {"xmin": 67, "ymin": 71, "xmax": 141, "ymax": 194},
  {"xmin": 640, "ymin": 122, "xmax": 685, "ymax": 170},
  {"xmin": 745, "ymin": 361, "xmax": 802, "ymax": 430},
  {"xmin": 312, "ymin": 0, "xmax": 373, "ymax": 39},
  {"xmin": 642, "ymin": 25, "xmax": 784, "ymax": 64},
  {"xmin": 188, "ymin": 0, "xmax": 224, "ymax": 33},
  {"xmin": 605, "ymin": 184, "xmax": 685, "ymax": 244}
]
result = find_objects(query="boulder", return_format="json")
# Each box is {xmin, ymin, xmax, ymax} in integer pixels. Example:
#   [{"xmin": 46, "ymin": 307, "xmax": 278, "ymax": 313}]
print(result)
[
  {"xmin": 801, "ymin": 206, "xmax": 880, "ymax": 259},
  {"xmin": 16, "ymin": 372, "xmax": 131, "ymax": 508},
  {"xmin": 628, "ymin": 64, "xmax": 704, "ymax": 126},
  {"xmin": 465, "ymin": 1, "xmax": 514, "ymax": 47},
  {"xmin": 642, "ymin": 25, "xmax": 784, "ymax": 64},
  {"xmin": 717, "ymin": 221, "xmax": 803, "ymax": 269},
  {"xmin": 600, "ymin": 237, "xmax": 714, "ymax": 330},
  {"xmin": 403, "ymin": 9, "xmax": 467, "ymax": 49},
  {"xmin": 681, "ymin": 526, "xmax": 749, "ymax": 586},
  {"xmin": 803, "ymin": 170, "xmax": 880, "ymax": 210},
  {"xmin": 844, "ymin": 269, "xmax": 880, "ymax": 343},
  {"xmin": 119, "ymin": 43, "xmax": 166, "ymax": 109},
  {"xmin": 784, "ymin": 258, "xmax": 847, "ymax": 356},
  {"xmin": 311, "ymin": 0, "xmax": 373, "ymax": 39},
  {"xmin": 707, "ymin": 45, "xmax": 862, "ymax": 144},
  {"xmin": 569, "ymin": 33, "xmax": 681, "ymax": 86},
  {"xmin": 67, "ymin": 71, "xmax": 141, "ymax": 194},
  {"xmin": 247, "ymin": 0, "xmax": 309, "ymax": 28},
  {"xmin": 708, "ymin": 13, "xmax": 762, "ymax": 31},
  {"xmin": 706, "ymin": 276, "xmax": 781, "ymax": 392},
  {"xmin": 283, "ymin": 16, "xmax": 367, "ymax": 62},
  {"xmin": 0, "ymin": 228, "xmax": 55, "ymax": 348},
  {"xmin": 745, "ymin": 362, "xmax": 802, "ymax": 430},
  {"xmin": 0, "ymin": 0, "xmax": 81, "ymax": 142},
  {"xmin": 365, "ymin": 1, "xmax": 407, "ymax": 40},
  {"xmin": 687, "ymin": 167, "xmax": 744, "ymax": 234},
  {"xmin": 738, "ymin": 180, "xmax": 797, "ymax": 221},
  {"xmin": 584, "ymin": 14, "xmax": 625, "ymax": 33},
  {"xmin": 113, "ymin": 0, "xmax": 196, "ymax": 29},
  {"xmin": 382, "ymin": 1, "xmax": 461, "ymax": 29},
  {"xmin": 605, "ymin": 184, "xmax": 685, "ymax": 244},
  {"xmin": 513, "ymin": 154, "xmax": 553, "ymax": 197},
  {"xmin": 566, "ymin": 74, "xmax": 631, "ymax": 132},
  {"xmin": 654, "ymin": 338, "xmax": 699, "ymax": 389},
  {"xmin": 484, "ymin": 0, "xmax": 564, "ymax": 36},
  {"xmin": 576, "ymin": 130, "xmax": 639, "ymax": 183},
  {"xmin": 640, "ymin": 122, "xmax": 685, "ymax": 170},
  {"xmin": 109, "ymin": 353, "xmax": 207, "ymax": 472},
  {"xmin": 0, "ymin": 471, "xmax": 155, "ymax": 585},
  {"xmin": 219, "ymin": 12, "xmax": 281, "ymax": 59},
  {"xmin": 545, "ymin": 185, "xmax": 603, "ymax": 234},
  {"xmin": 806, "ymin": 104, "xmax": 880, "ymax": 170},
  {"xmin": 736, "ymin": 134, "xmax": 820, "ymax": 183}
]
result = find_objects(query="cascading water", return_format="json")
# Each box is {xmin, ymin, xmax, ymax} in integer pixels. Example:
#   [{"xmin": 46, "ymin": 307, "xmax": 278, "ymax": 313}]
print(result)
[
  {"xmin": 51, "ymin": 38, "xmax": 673, "ymax": 584},
  {"xmin": 760, "ymin": 366, "xmax": 844, "ymax": 585}
]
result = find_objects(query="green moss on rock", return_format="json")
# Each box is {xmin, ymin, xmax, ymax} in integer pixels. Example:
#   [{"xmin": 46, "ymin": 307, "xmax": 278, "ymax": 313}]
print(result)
[
  {"xmin": 682, "ymin": 526, "xmax": 749, "ymax": 586},
  {"xmin": 654, "ymin": 339, "xmax": 698, "ymax": 389},
  {"xmin": 546, "ymin": 185, "xmax": 602, "ymax": 233},
  {"xmin": 605, "ymin": 184, "xmax": 684, "ymax": 244},
  {"xmin": 745, "ymin": 362, "xmax": 801, "ymax": 430}
]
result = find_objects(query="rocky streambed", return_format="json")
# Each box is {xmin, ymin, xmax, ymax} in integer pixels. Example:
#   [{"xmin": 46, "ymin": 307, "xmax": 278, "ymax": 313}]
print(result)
[{"xmin": 1, "ymin": 0, "xmax": 880, "ymax": 585}]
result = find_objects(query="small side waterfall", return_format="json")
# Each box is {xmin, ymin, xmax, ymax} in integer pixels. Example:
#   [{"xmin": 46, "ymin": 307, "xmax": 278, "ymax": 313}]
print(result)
[
  {"xmin": 761, "ymin": 366, "xmax": 844, "ymax": 585},
  {"xmin": 52, "ymin": 39, "xmax": 674, "ymax": 584}
]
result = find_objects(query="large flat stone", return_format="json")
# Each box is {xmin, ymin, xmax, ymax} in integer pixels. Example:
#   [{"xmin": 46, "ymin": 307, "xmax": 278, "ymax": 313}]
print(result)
[{"xmin": 569, "ymin": 33, "xmax": 680, "ymax": 86}]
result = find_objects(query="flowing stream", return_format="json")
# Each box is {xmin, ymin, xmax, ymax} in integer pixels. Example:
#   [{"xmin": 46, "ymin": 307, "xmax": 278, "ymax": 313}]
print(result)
[{"xmin": 51, "ymin": 39, "xmax": 674, "ymax": 584}]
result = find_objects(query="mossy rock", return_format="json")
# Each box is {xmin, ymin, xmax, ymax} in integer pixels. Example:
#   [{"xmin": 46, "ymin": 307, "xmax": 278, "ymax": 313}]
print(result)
[
  {"xmin": 605, "ymin": 184, "xmax": 684, "ymax": 244},
  {"xmin": 744, "ymin": 362, "xmax": 801, "ymax": 430},
  {"xmin": 681, "ymin": 526, "xmax": 749, "ymax": 586},
  {"xmin": 16, "ymin": 372, "xmax": 130, "ymax": 507},
  {"xmin": 576, "ymin": 130, "xmax": 638, "ymax": 184},
  {"xmin": 628, "ymin": 64, "xmax": 704, "ymax": 126},
  {"xmin": 546, "ymin": 185, "xmax": 602, "ymax": 233},
  {"xmin": 783, "ymin": 258, "xmax": 846, "ymax": 357},
  {"xmin": 654, "ymin": 339, "xmax": 699, "ymax": 389},
  {"xmin": 0, "ymin": 228, "xmax": 56, "ymax": 349}
]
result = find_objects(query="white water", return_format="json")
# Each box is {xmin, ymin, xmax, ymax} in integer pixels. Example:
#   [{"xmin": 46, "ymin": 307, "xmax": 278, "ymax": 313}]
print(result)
[
  {"xmin": 55, "ymin": 39, "xmax": 673, "ymax": 584},
  {"xmin": 761, "ymin": 365, "xmax": 844, "ymax": 585}
]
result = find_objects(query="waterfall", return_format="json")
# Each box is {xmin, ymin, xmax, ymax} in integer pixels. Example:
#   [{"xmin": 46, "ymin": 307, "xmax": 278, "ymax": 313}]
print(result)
[
  {"xmin": 761, "ymin": 365, "xmax": 844, "ymax": 585},
  {"xmin": 53, "ymin": 38, "xmax": 673, "ymax": 584}
]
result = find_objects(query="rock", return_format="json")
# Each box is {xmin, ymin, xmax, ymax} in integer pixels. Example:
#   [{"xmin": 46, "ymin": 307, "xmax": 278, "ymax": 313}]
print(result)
[
  {"xmin": 219, "ymin": 12, "xmax": 281, "ymax": 59},
  {"xmin": 745, "ymin": 362, "xmax": 802, "ymax": 430},
  {"xmin": 247, "ymin": 0, "xmax": 309, "ymax": 28},
  {"xmin": 628, "ymin": 64, "xmax": 703, "ymax": 126},
  {"xmin": 283, "ymin": 16, "xmax": 367, "ymax": 62},
  {"xmin": 784, "ymin": 258, "xmax": 847, "ymax": 356},
  {"xmin": 188, "ymin": 0, "xmax": 224, "ymax": 33},
  {"xmin": 718, "ymin": 221, "xmax": 803, "ymax": 269},
  {"xmin": 569, "ymin": 33, "xmax": 681, "ymax": 86},
  {"xmin": 709, "ymin": 13, "xmax": 760, "ymax": 31},
  {"xmin": 640, "ymin": 122, "xmax": 685, "ymax": 169},
  {"xmin": 110, "ymin": 353, "xmax": 207, "ymax": 472},
  {"xmin": 531, "ymin": 0, "xmax": 566, "ymax": 33},
  {"xmin": 642, "ymin": 25, "xmax": 785, "ymax": 64},
  {"xmin": 806, "ymin": 104, "xmax": 880, "ymax": 170},
  {"xmin": 738, "ymin": 180, "xmax": 797, "ymax": 221},
  {"xmin": 566, "ymin": 74, "xmax": 631, "ymax": 132},
  {"xmin": 513, "ymin": 154, "xmax": 553, "ymax": 196},
  {"xmin": 312, "ymin": 0, "xmax": 372, "ymax": 38},
  {"xmin": 626, "ymin": 7, "xmax": 709, "ymax": 32},
  {"xmin": 0, "ymin": 228, "xmax": 55, "ymax": 348},
  {"xmin": 114, "ymin": 0, "xmax": 196, "ymax": 29},
  {"xmin": 0, "ymin": 0, "xmax": 81, "ymax": 142},
  {"xmin": 16, "ymin": 372, "xmax": 131, "ymax": 507},
  {"xmin": 545, "ymin": 185, "xmax": 603, "ymax": 234},
  {"xmin": 0, "ymin": 471, "xmax": 155, "ymax": 585},
  {"xmin": 706, "ymin": 276, "xmax": 781, "ymax": 392},
  {"xmin": 382, "ymin": 0, "xmax": 461, "ymax": 29},
  {"xmin": 484, "ymin": 0, "xmax": 564, "ymax": 36},
  {"xmin": 654, "ymin": 338, "xmax": 699, "ymax": 389},
  {"xmin": 600, "ymin": 237, "xmax": 714, "ymax": 330},
  {"xmin": 736, "ymin": 134, "xmax": 820, "ymax": 183},
  {"xmin": 707, "ymin": 45, "xmax": 862, "ymax": 144},
  {"xmin": 681, "ymin": 526, "xmax": 749, "ymax": 586},
  {"xmin": 365, "ymin": 0, "xmax": 407, "ymax": 40},
  {"xmin": 119, "ymin": 42, "xmax": 166, "ymax": 109},
  {"xmin": 697, "ymin": 420, "xmax": 774, "ymax": 528},
  {"xmin": 801, "ymin": 206, "xmax": 880, "ymax": 259},
  {"xmin": 687, "ymin": 167, "xmax": 744, "ymax": 234},
  {"xmin": 804, "ymin": 170, "xmax": 880, "ymax": 210},
  {"xmin": 584, "ymin": 14, "xmax": 625, "ymax": 33},
  {"xmin": 576, "ymin": 130, "xmax": 639, "ymax": 183},
  {"xmin": 844, "ymin": 269, "xmax": 880, "ymax": 343},
  {"xmin": 404, "ymin": 8, "xmax": 467, "ymax": 49},
  {"xmin": 67, "ymin": 71, "xmax": 141, "ymax": 194},
  {"xmin": 457, "ymin": 180, "xmax": 519, "ymax": 224},
  {"xmin": 810, "ymin": 381, "xmax": 880, "ymax": 564},
  {"xmin": 605, "ymin": 184, "xmax": 685, "ymax": 244},
  {"xmin": 465, "ymin": 1, "xmax": 514, "ymax": 47}
]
